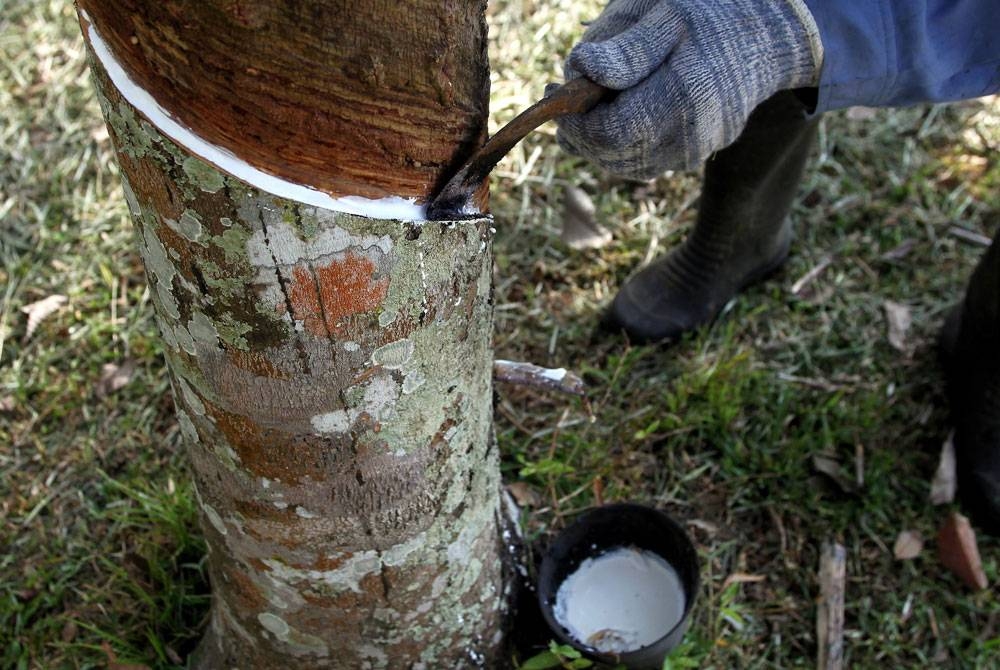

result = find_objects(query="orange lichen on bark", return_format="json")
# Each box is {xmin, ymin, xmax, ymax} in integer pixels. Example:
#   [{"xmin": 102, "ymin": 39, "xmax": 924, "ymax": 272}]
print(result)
[
  {"xmin": 208, "ymin": 404, "xmax": 336, "ymax": 483},
  {"xmin": 221, "ymin": 563, "xmax": 268, "ymax": 611},
  {"xmin": 286, "ymin": 253, "xmax": 389, "ymax": 336},
  {"xmin": 309, "ymin": 553, "xmax": 354, "ymax": 572}
]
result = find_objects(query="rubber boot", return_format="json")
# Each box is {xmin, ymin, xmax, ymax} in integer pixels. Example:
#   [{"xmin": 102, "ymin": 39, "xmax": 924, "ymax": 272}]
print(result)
[
  {"xmin": 606, "ymin": 90, "xmax": 820, "ymax": 342},
  {"xmin": 940, "ymin": 236, "xmax": 1000, "ymax": 535}
]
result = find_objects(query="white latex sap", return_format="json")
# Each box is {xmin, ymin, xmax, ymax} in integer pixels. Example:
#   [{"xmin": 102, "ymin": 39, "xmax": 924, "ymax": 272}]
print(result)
[{"xmin": 554, "ymin": 547, "xmax": 685, "ymax": 654}]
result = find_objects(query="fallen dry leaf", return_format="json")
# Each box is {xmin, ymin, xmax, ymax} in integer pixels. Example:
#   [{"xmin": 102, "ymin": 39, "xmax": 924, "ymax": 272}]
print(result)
[
  {"xmin": 505, "ymin": 482, "xmax": 541, "ymax": 508},
  {"xmin": 165, "ymin": 645, "xmax": 183, "ymax": 665},
  {"xmin": 893, "ymin": 530, "xmax": 924, "ymax": 560},
  {"xmin": 561, "ymin": 186, "xmax": 612, "ymax": 250},
  {"xmin": 61, "ymin": 620, "xmax": 78, "ymax": 643},
  {"xmin": 686, "ymin": 518, "xmax": 719, "ymax": 536},
  {"xmin": 937, "ymin": 511, "xmax": 988, "ymax": 591},
  {"xmin": 15, "ymin": 588, "xmax": 39, "ymax": 601},
  {"xmin": 846, "ymin": 106, "xmax": 878, "ymax": 121},
  {"xmin": 813, "ymin": 454, "xmax": 856, "ymax": 493},
  {"xmin": 899, "ymin": 592, "xmax": 914, "ymax": 623},
  {"xmin": 101, "ymin": 641, "xmax": 151, "ymax": 670},
  {"xmin": 21, "ymin": 294, "xmax": 68, "ymax": 340},
  {"xmin": 883, "ymin": 301, "xmax": 912, "ymax": 353},
  {"xmin": 929, "ymin": 432, "xmax": 957, "ymax": 505},
  {"xmin": 0, "ymin": 396, "xmax": 14, "ymax": 413},
  {"xmin": 97, "ymin": 360, "xmax": 137, "ymax": 397}
]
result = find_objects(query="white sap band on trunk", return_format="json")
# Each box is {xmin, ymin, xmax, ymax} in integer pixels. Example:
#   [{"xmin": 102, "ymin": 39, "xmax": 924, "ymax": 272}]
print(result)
[{"xmin": 81, "ymin": 9, "xmax": 430, "ymax": 221}]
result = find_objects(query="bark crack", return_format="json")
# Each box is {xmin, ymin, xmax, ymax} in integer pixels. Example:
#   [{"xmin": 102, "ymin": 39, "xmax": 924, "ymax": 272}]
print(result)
[
  {"xmin": 307, "ymin": 258, "xmax": 338, "ymax": 364},
  {"xmin": 191, "ymin": 262, "xmax": 209, "ymax": 295},
  {"xmin": 416, "ymin": 248, "xmax": 429, "ymax": 326},
  {"xmin": 375, "ymin": 549, "xmax": 391, "ymax": 601},
  {"xmin": 259, "ymin": 209, "xmax": 312, "ymax": 375}
]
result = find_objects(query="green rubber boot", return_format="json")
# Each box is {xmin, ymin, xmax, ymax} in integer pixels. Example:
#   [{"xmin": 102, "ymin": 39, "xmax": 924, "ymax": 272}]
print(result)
[
  {"xmin": 606, "ymin": 90, "xmax": 819, "ymax": 343},
  {"xmin": 940, "ymin": 236, "xmax": 1000, "ymax": 535}
]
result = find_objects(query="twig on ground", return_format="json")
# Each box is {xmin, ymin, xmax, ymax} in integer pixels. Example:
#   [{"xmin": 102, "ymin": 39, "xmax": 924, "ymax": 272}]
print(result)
[
  {"xmin": 817, "ymin": 541, "xmax": 846, "ymax": 670},
  {"xmin": 591, "ymin": 476, "xmax": 604, "ymax": 506},
  {"xmin": 791, "ymin": 256, "xmax": 834, "ymax": 296},
  {"xmin": 495, "ymin": 400, "xmax": 533, "ymax": 437},
  {"xmin": 854, "ymin": 443, "xmax": 865, "ymax": 489},
  {"xmin": 767, "ymin": 506, "xmax": 789, "ymax": 560},
  {"xmin": 777, "ymin": 372, "xmax": 844, "ymax": 393},
  {"xmin": 493, "ymin": 359, "xmax": 586, "ymax": 397},
  {"xmin": 792, "ymin": 256, "xmax": 833, "ymax": 295},
  {"xmin": 879, "ymin": 238, "xmax": 916, "ymax": 261},
  {"xmin": 948, "ymin": 225, "xmax": 992, "ymax": 247}
]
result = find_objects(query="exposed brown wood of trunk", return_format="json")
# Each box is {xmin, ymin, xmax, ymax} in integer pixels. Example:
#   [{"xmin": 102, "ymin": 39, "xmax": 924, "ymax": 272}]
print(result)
[{"xmin": 77, "ymin": 0, "xmax": 490, "ymax": 202}]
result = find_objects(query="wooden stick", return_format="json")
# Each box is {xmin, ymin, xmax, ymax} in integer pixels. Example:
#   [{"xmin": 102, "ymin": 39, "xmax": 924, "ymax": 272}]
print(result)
[
  {"xmin": 948, "ymin": 225, "xmax": 992, "ymax": 247},
  {"xmin": 493, "ymin": 359, "xmax": 586, "ymax": 397},
  {"xmin": 790, "ymin": 256, "xmax": 834, "ymax": 296},
  {"xmin": 817, "ymin": 541, "xmax": 846, "ymax": 670}
]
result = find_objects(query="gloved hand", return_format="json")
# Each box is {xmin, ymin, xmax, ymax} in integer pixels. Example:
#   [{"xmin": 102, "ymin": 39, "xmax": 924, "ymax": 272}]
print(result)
[{"xmin": 555, "ymin": 0, "xmax": 823, "ymax": 179}]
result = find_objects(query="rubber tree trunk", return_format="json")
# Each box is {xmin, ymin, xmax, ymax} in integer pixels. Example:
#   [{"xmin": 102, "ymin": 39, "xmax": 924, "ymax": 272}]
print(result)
[{"xmin": 77, "ymin": 2, "xmax": 511, "ymax": 667}]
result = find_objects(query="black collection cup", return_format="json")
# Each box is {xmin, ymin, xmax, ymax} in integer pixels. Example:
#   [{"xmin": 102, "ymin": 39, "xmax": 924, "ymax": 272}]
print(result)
[{"xmin": 537, "ymin": 503, "xmax": 700, "ymax": 670}]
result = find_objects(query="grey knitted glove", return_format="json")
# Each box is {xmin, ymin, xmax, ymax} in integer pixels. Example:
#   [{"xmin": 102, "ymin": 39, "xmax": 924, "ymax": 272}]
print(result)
[{"xmin": 556, "ymin": 0, "xmax": 823, "ymax": 179}]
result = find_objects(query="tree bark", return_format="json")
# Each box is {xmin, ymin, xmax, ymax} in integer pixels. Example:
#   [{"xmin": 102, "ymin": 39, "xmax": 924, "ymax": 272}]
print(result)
[{"xmin": 77, "ymin": 2, "xmax": 509, "ymax": 667}]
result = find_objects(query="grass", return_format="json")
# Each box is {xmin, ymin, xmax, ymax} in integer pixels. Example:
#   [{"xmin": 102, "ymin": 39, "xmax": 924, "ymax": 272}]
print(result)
[{"xmin": 1, "ymin": 0, "xmax": 998, "ymax": 668}]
